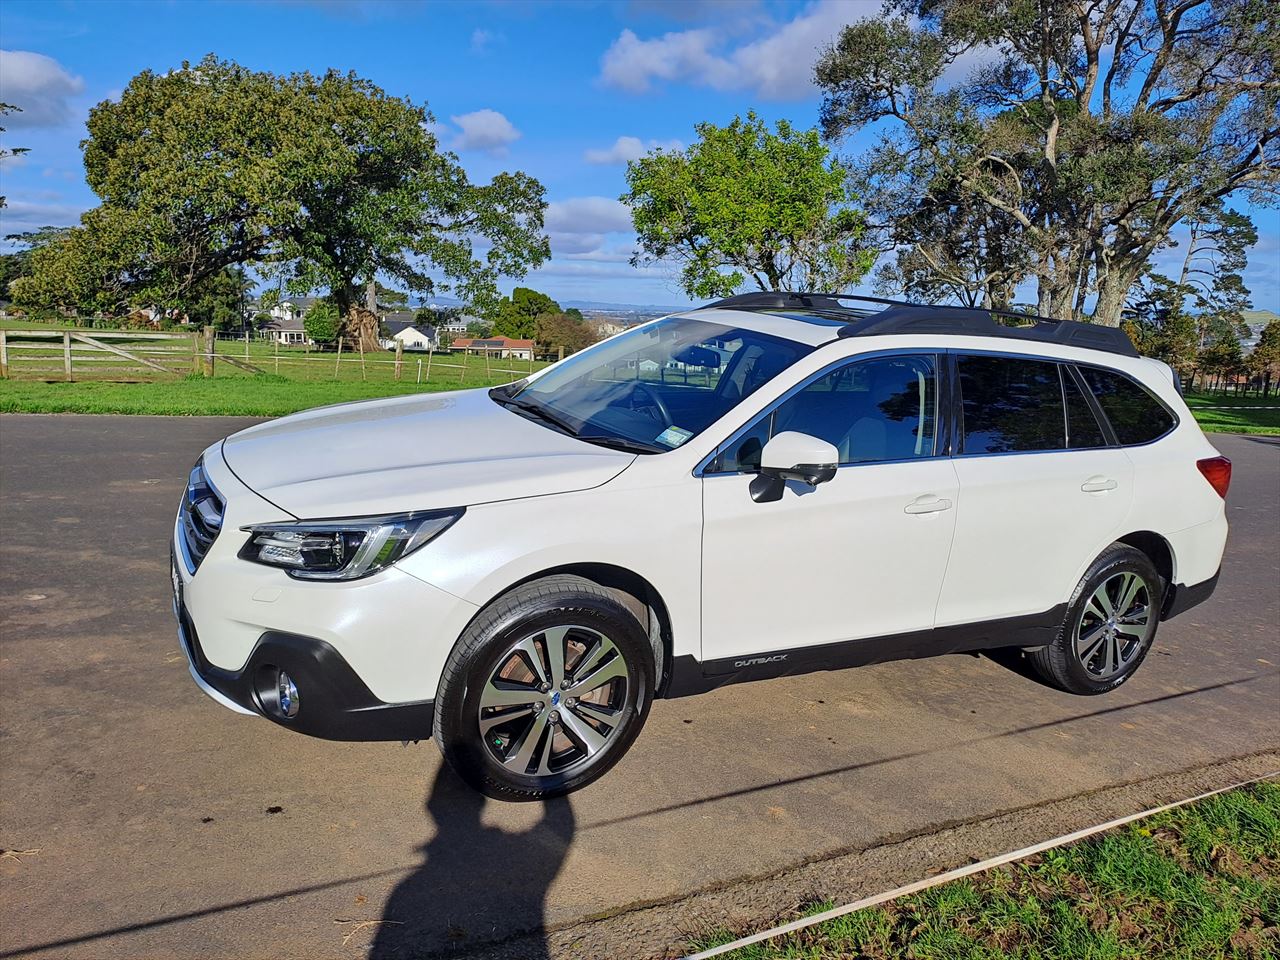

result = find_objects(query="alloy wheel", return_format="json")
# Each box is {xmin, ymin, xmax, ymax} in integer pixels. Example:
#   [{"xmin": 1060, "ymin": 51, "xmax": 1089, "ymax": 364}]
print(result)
[
  {"xmin": 477, "ymin": 625, "xmax": 630, "ymax": 777},
  {"xmin": 1076, "ymin": 571, "xmax": 1152, "ymax": 679}
]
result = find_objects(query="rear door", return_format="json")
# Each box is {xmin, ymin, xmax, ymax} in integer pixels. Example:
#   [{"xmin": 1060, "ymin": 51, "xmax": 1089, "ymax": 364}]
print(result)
[{"xmin": 935, "ymin": 353, "xmax": 1134, "ymax": 627}]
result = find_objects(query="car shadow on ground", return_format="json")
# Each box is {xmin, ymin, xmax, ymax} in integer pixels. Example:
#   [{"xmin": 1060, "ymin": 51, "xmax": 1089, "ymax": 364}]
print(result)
[{"xmin": 369, "ymin": 764, "xmax": 574, "ymax": 960}]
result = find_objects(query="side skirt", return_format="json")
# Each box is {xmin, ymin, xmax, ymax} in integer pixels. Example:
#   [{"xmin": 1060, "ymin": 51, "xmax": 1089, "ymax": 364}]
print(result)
[{"xmin": 661, "ymin": 605, "xmax": 1067, "ymax": 699}]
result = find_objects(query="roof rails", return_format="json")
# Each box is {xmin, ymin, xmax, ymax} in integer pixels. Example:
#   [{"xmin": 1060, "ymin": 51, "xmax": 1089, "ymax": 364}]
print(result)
[{"xmin": 702, "ymin": 291, "xmax": 1139, "ymax": 359}]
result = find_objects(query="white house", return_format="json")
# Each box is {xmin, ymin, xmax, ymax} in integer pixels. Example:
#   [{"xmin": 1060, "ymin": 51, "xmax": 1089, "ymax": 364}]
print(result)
[{"xmin": 381, "ymin": 319, "xmax": 438, "ymax": 351}]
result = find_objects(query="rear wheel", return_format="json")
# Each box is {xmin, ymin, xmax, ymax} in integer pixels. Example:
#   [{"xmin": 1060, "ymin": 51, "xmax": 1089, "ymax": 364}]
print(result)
[
  {"xmin": 433, "ymin": 576, "xmax": 654, "ymax": 800},
  {"xmin": 1030, "ymin": 544, "xmax": 1162, "ymax": 695}
]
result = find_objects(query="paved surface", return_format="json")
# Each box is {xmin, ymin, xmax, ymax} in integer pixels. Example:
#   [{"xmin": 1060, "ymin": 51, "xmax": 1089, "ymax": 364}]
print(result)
[{"xmin": 0, "ymin": 415, "xmax": 1276, "ymax": 960}]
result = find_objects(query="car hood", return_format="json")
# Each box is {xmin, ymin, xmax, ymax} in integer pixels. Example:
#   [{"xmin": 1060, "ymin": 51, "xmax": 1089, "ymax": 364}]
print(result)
[{"xmin": 220, "ymin": 389, "xmax": 634, "ymax": 518}]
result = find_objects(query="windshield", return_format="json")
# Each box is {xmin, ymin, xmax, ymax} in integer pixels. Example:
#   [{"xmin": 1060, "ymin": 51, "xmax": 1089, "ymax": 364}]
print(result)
[{"xmin": 495, "ymin": 315, "xmax": 813, "ymax": 452}]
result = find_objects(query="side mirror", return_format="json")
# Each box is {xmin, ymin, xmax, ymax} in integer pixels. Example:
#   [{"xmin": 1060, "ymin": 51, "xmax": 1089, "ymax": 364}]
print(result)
[{"xmin": 749, "ymin": 431, "xmax": 839, "ymax": 503}]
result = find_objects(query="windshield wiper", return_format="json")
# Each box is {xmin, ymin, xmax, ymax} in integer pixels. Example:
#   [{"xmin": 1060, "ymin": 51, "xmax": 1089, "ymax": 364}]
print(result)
[
  {"xmin": 498, "ymin": 396, "xmax": 581, "ymax": 437},
  {"xmin": 576, "ymin": 435, "xmax": 666, "ymax": 454}
]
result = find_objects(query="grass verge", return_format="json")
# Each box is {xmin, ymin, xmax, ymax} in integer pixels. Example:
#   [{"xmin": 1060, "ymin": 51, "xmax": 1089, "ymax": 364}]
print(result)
[
  {"xmin": 1183, "ymin": 393, "xmax": 1280, "ymax": 436},
  {"xmin": 690, "ymin": 780, "xmax": 1279, "ymax": 960}
]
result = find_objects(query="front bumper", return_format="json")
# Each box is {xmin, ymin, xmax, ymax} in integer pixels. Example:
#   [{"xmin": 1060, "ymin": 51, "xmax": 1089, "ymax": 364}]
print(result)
[{"xmin": 176, "ymin": 601, "xmax": 435, "ymax": 741}]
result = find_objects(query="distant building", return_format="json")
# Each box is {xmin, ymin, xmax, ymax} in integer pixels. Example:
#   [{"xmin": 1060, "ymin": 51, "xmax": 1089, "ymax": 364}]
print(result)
[
  {"xmin": 381, "ymin": 318, "xmax": 437, "ymax": 351},
  {"xmin": 262, "ymin": 314, "xmax": 309, "ymax": 345},
  {"xmin": 452, "ymin": 336, "xmax": 534, "ymax": 361},
  {"xmin": 593, "ymin": 319, "xmax": 627, "ymax": 338}
]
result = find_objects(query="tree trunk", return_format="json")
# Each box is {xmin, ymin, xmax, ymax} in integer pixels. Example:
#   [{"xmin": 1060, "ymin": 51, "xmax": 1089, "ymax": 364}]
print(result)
[
  {"xmin": 1091, "ymin": 266, "xmax": 1140, "ymax": 328},
  {"xmin": 365, "ymin": 277, "xmax": 377, "ymax": 314},
  {"xmin": 342, "ymin": 305, "xmax": 382, "ymax": 354}
]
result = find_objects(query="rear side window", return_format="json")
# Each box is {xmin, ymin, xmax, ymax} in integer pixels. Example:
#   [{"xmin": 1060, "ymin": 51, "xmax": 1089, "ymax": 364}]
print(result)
[
  {"xmin": 1078, "ymin": 366, "xmax": 1176, "ymax": 445},
  {"xmin": 959, "ymin": 356, "xmax": 1064, "ymax": 453},
  {"xmin": 1063, "ymin": 370, "xmax": 1108, "ymax": 448}
]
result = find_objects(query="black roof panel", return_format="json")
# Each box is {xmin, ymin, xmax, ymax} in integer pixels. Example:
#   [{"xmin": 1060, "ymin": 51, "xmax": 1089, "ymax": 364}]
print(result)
[{"xmin": 702, "ymin": 292, "xmax": 1138, "ymax": 358}]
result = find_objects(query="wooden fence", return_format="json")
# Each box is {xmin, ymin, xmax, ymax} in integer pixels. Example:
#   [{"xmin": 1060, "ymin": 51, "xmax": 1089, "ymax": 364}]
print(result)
[
  {"xmin": 0, "ymin": 329, "xmax": 203, "ymax": 380},
  {"xmin": 0, "ymin": 327, "xmax": 540, "ymax": 384}
]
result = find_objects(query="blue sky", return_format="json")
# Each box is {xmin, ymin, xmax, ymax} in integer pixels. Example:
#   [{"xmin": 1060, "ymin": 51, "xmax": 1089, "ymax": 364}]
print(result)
[{"xmin": 0, "ymin": 0, "xmax": 1275, "ymax": 310}]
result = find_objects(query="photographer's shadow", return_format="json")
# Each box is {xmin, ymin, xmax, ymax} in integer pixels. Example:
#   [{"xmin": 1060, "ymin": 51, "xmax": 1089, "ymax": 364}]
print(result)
[{"xmin": 371, "ymin": 763, "xmax": 575, "ymax": 959}]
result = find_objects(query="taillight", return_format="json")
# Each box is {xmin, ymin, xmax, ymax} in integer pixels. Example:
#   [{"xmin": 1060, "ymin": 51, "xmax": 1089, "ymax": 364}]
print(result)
[{"xmin": 1196, "ymin": 456, "xmax": 1232, "ymax": 498}]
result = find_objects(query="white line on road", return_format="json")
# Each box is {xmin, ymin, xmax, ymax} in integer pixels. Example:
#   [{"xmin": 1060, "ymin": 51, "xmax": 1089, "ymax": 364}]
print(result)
[{"xmin": 681, "ymin": 771, "xmax": 1280, "ymax": 960}]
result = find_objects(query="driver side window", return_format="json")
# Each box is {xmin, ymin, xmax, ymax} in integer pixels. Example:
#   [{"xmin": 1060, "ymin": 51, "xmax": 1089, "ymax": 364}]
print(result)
[{"xmin": 709, "ymin": 355, "xmax": 938, "ymax": 473}]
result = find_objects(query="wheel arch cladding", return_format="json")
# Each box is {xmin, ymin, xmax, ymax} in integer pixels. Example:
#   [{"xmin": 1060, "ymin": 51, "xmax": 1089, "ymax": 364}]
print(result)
[
  {"xmin": 1116, "ymin": 531, "xmax": 1175, "ymax": 589},
  {"xmin": 466, "ymin": 563, "xmax": 673, "ymax": 696}
]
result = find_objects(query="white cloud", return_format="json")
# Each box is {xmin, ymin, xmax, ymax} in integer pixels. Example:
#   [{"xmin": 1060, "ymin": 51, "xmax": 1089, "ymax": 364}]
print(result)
[
  {"xmin": 0, "ymin": 50, "xmax": 86, "ymax": 128},
  {"xmin": 598, "ymin": 0, "xmax": 856, "ymax": 100},
  {"xmin": 545, "ymin": 196, "xmax": 633, "ymax": 234},
  {"xmin": 470, "ymin": 28, "xmax": 500, "ymax": 53},
  {"xmin": 584, "ymin": 135, "xmax": 683, "ymax": 165},
  {"xmin": 448, "ymin": 108, "xmax": 521, "ymax": 154},
  {"xmin": 0, "ymin": 197, "xmax": 87, "ymax": 235}
]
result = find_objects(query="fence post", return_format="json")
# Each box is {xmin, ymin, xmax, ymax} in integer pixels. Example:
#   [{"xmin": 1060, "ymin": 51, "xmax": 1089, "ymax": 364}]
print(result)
[
  {"xmin": 459, "ymin": 350, "xmax": 467, "ymax": 383},
  {"xmin": 558, "ymin": 345, "xmax": 565, "ymax": 362},
  {"xmin": 425, "ymin": 346, "xmax": 433, "ymax": 381},
  {"xmin": 417, "ymin": 358, "xmax": 422, "ymax": 384},
  {"xmin": 244, "ymin": 328, "xmax": 250, "ymax": 360},
  {"xmin": 191, "ymin": 333, "xmax": 201, "ymax": 375},
  {"xmin": 274, "ymin": 339, "xmax": 280, "ymax": 376},
  {"xmin": 203, "ymin": 326, "xmax": 216, "ymax": 377},
  {"xmin": 63, "ymin": 331, "xmax": 73, "ymax": 382},
  {"xmin": 395, "ymin": 339, "xmax": 404, "ymax": 381},
  {"xmin": 484, "ymin": 346, "xmax": 491, "ymax": 379},
  {"xmin": 360, "ymin": 340, "xmax": 367, "ymax": 381},
  {"xmin": 0, "ymin": 330, "xmax": 8, "ymax": 378},
  {"xmin": 334, "ymin": 337, "xmax": 344, "ymax": 379}
]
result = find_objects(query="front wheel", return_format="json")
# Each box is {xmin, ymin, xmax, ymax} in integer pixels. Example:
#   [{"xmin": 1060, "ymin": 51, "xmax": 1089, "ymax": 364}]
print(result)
[
  {"xmin": 1030, "ymin": 544, "xmax": 1163, "ymax": 695},
  {"xmin": 433, "ymin": 575, "xmax": 654, "ymax": 800}
]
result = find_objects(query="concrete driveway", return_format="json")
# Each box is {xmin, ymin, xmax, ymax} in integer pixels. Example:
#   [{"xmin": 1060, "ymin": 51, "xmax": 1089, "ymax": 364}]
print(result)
[{"xmin": 1, "ymin": 415, "xmax": 1276, "ymax": 959}]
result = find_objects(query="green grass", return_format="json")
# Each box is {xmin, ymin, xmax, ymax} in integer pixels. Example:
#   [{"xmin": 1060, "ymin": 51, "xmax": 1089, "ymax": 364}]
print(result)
[
  {"xmin": 0, "ymin": 328, "xmax": 548, "ymax": 414},
  {"xmin": 689, "ymin": 781, "xmax": 1280, "ymax": 960},
  {"xmin": 1183, "ymin": 393, "xmax": 1280, "ymax": 436}
]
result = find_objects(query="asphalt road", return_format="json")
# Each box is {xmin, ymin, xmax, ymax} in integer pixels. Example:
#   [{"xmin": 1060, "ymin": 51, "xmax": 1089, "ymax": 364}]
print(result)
[{"xmin": 0, "ymin": 415, "xmax": 1277, "ymax": 960}]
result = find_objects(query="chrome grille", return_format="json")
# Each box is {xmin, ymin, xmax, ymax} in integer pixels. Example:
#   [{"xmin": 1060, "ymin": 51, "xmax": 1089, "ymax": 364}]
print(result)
[{"xmin": 179, "ymin": 460, "xmax": 224, "ymax": 572}]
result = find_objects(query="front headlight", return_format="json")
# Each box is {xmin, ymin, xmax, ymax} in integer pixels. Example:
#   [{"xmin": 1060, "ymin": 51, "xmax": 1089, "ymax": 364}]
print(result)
[{"xmin": 238, "ymin": 509, "xmax": 462, "ymax": 581}]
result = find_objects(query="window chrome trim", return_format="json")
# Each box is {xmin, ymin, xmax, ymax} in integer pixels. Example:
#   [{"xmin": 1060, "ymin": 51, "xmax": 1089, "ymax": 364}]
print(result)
[{"xmin": 695, "ymin": 348, "xmax": 944, "ymax": 477}]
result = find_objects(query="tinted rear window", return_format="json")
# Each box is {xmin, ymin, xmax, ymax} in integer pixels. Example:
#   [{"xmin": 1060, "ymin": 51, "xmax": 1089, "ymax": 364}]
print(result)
[
  {"xmin": 1078, "ymin": 366, "xmax": 1175, "ymax": 445},
  {"xmin": 959, "ymin": 356, "xmax": 1065, "ymax": 453}
]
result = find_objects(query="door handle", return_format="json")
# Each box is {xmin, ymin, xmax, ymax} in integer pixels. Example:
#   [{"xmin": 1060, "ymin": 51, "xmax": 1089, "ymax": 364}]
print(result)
[
  {"xmin": 904, "ymin": 495, "xmax": 953, "ymax": 515},
  {"xmin": 1081, "ymin": 477, "xmax": 1118, "ymax": 493}
]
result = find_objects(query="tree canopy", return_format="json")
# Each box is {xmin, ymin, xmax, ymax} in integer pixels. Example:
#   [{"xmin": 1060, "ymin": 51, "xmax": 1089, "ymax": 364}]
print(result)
[
  {"xmin": 816, "ymin": 0, "xmax": 1279, "ymax": 325},
  {"xmin": 11, "ymin": 55, "xmax": 550, "ymax": 348},
  {"xmin": 303, "ymin": 300, "xmax": 341, "ymax": 345},
  {"xmin": 493, "ymin": 286, "xmax": 561, "ymax": 339},
  {"xmin": 622, "ymin": 111, "xmax": 874, "ymax": 299}
]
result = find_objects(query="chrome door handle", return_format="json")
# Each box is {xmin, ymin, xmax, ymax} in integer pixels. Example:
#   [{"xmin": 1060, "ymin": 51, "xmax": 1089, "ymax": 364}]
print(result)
[
  {"xmin": 904, "ymin": 495, "xmax": 953, "ymax": 515},
  {"xmin": 1081, "ymin": 477, "xmax": 1118, "ymax": 493}
]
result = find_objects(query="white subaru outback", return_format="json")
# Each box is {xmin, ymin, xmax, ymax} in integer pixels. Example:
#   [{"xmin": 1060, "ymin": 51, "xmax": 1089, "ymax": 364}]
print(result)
[{"xmin": 172, "ymin": 293, "xmax": 1229, "ymax": 800}]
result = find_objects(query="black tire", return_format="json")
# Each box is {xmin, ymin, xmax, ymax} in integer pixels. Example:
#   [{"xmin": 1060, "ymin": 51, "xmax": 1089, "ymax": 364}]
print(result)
[
  {"xmin": 433, "ymin": 575, "xmax": 654, "ymax": 801},
  {"xmin": 1030, "ymin": 544, "xmax": 1163, "ymax": 695}
]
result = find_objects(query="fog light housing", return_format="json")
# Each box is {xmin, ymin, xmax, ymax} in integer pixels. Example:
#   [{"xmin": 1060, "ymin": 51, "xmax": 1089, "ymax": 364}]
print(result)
[
  {"xmin": 277, "ymin": 670, "xmax": 300, "ymax": 719},
  {"xmin": 256, "ymin": 665, "xmax": 301, "ymax": 720}
]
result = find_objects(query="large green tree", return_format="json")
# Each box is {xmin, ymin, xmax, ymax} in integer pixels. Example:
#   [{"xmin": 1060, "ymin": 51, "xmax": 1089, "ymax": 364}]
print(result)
[
  {"xmin": 622, "ymin": 111, "xmax": 874, "ymax": 299},
  {"xmin": 12, "ymin": 56, "xmax": 550, "ymax": 349},
  {"xmin": 493, "ymin": 286, "xmax": 560, "ymax": 339},
  {"xmin": 816, "ymin": 0, "xmax": 1279, "ymax": 326}
]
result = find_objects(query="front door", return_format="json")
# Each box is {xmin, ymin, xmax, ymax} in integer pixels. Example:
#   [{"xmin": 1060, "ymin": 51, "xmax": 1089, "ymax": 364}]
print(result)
[{"xmin": 700, "ymin": 354, "xmax": 960, "ymax": 668}]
